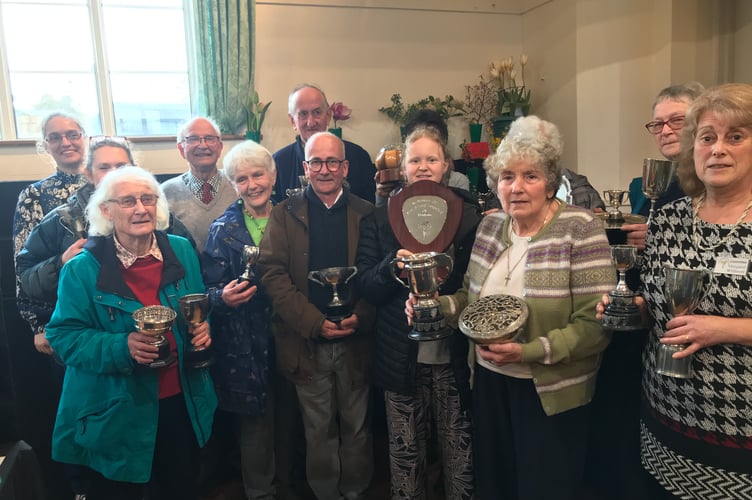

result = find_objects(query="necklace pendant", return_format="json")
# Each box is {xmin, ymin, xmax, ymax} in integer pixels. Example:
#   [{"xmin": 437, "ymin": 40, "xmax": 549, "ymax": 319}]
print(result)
[{"xmin": 504, "ymin": 275, "xmax": 511, "ymax": 286}]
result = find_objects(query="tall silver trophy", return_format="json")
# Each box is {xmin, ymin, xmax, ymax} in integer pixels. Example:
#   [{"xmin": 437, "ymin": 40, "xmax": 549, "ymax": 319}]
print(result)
[
  {"xmin": 132, "ymin": 305, "xmax": 177, "ymax": 368},
  {"xmin": 308, "ymin": 266, "xmax": 358, "ymax": 322},
  {"xmin": 238, "ymin": 245, "xmax": 260, "ymax": 283},
  {"xmin": 602, "ymin": 245, "xmax": 644, "ymax": 331},
  {"xmin": 655, "ymin": 267, "xmax": 707, "ymax": 378},
  {"xmin": 390, "ymin": 252, "xmax": 453, "ymax": 341},
  {"xmin": 642, "ymin": 158, "xmax": 677, "ymax": 224},
  {"xmin": 178, "ymin": 293, "xmax": 213, "ymax": 369}
]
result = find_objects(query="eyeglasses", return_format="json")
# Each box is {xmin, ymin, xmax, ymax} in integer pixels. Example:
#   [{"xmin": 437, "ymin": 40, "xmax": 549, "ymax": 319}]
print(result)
[
  {"xmin": 183, "ymin": 135, "xmax": 220, "ymax": 146},
  {"xmin": 645, "ymin": 116, "xmax": 685, "ymax": 134},
  {"xmin": 45, "ymin": 130, "xmax": 83, "ymax": 144},
  {"xmin": 304, "ymin": 159, "xmax": 345, "ymax": 172},
  {"xmin": 107, "ymin": 194, "xmax": 159, "ymax": 208},
  {"xmin": 89, "ymin": 135, "xmax": 129, "ymax": 148}
]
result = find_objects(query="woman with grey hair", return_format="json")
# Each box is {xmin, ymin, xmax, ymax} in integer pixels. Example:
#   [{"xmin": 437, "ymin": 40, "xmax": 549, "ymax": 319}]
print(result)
[
  {"xmin": 202, "ymin": 140, "xmax": 277, "ymax": 499},
  {"xmin": 428, "ymin": 115, "xmax": 614, "ymax": 499},
  {"xmin": 45, "ymin": 165, "xmax": 216, "ymax": 499}
]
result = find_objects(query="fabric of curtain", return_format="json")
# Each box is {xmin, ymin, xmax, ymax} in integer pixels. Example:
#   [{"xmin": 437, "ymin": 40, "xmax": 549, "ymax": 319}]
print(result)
[{"xmin": 193, "ymin": 0, "xmax": 255, "ymax": 134}]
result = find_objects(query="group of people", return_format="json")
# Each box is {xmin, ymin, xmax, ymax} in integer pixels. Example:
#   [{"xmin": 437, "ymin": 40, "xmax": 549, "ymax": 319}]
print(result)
[{"xmin": 10, "ymin": 80, "xmax": 752, "ymax": 500}]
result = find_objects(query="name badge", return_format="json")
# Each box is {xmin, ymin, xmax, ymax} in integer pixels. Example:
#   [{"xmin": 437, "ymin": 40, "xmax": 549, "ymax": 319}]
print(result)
[{"xmin": 713, "ymin": 256, "xmax": 750, "ymax": 276}]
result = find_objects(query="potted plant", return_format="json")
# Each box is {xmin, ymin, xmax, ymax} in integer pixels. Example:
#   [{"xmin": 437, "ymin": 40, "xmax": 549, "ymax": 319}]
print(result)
[
  {"xmin": 462, "ymin": 74, "xmax": 498, "ymax": 142},
  {"xmin": 489, "ymin": 55, "xmax": 531, "ymax": 138},
  {"xmin": 245, "ymin": 90, "xmax": 271, "ymax": 142},
  {"xmin": 328, "ymin": 101, "xmax": 352, "ymax": 138},
  {"xmin": 379, "ymin": 93, "xmax": 464, "ymax": 138}
]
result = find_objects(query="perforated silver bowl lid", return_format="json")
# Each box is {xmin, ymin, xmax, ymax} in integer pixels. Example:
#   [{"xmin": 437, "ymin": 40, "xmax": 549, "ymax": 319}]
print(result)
[{"xmin": 459, "ymin": 294, "xmax": 529, "ymax": 344}]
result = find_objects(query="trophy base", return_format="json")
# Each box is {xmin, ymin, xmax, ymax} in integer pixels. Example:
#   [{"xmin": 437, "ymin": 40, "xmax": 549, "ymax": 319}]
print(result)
[
  {"xmin": 655, "ymin": 343, "xmax": 692, "ymax": 378},
  {"xmin": 410, "ymin": 306, "xmax": 453, "ymax": 341},
  {"xmin": 186, "ymin": 345, "xmax": 215, "ymax": 369},
  {"xmin": 602, "ymin": 303, "xmax": 644, "ymax": 331},
  {"xmin": 140, "ymin": 352, "xmax": 177, "ymax": 369},
  {"xmin": 325, "ymin": 304, "xmax": 353, "ymax": 324},
  {"xmin": 408, "ymin": 325, "xmax": 453, "ymax": 341}
]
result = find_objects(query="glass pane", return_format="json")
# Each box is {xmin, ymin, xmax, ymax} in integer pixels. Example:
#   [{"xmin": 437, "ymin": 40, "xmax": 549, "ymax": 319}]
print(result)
[
  {"xmin": 2, "ymin": 0, "xmax": 86, "ymax": 4},
  {"xmin": 2, "ymin": 4, "xmax": 94, "ymax": 72},
  {"xmin": 102, "ymin": 0, "xmax": 182, "ymax": 7},
  {"xmin": 102, "ymin": 6, "xmax": 187, "ymax": 72},
  {"xmin": 10, "ymin": 73, "xmax": 102, "ymax": 139},
  {"xmin": 111, "ymin": 73, "xmax": 190, "ymax": 136}
]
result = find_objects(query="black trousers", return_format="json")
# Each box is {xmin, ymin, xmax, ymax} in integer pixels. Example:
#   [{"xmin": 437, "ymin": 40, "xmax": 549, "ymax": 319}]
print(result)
[
  {"xmin": 472, "ymin": 365, "xmax": 591, "ymax": 500},
  {"xmin": 82, "ymin": 393, "xmax": 200, "ymax": 500}
]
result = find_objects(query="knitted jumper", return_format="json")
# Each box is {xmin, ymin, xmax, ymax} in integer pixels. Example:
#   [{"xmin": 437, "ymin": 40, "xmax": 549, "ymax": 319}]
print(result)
[
  {"xmin": 440, "ymin": 204, "xmax": 615, "ymax": 415},
  {"xmin": 161, "ymin": 170, "xmax": 237, "ymax": 251}
]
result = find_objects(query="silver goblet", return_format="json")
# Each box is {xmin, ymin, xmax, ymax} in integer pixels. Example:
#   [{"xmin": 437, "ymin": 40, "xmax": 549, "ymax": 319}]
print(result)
[
  {"xmin": 132, "ymin": 305, "xmax": 177, "ymax": 369},
  {"xmin": 642, "ymin": 158, "xmax": 676, "ymax": 224},
  {"xmin": 602, "ymin": 245, "xmax": 644, "ymax": 331},
  {"xmin": 178, "ymin": 293, "xmax": 213, "ymax": 369},
  {"xmin": 655, "ymin": 267, "xmax": 707, "ymax": 379},
  {"xmin": 390, "ymin": 252, "xmax": 453, "ymax": 341},
  {"xmin": 603, "ymin": 189, "xmax": 629, "ymax": 226},
  {"xmin": 308, "ymin": 266, "xmax": 358, "ymax": 322},
  {"xmin": 238, "ymin": 245, "xmax": 260, "ymax": 283}
]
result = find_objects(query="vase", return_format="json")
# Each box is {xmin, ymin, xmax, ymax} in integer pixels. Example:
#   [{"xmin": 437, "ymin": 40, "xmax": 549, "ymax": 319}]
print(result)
[
  {"xmin": 328, "ymin": 127, "xmax": 342, "ymax": 138},
  {"xmin": 469, "ymin": 123, "xmax": 483, "ymax": 143},
  {"xmin": 245, "ymin": 130, "xmax": 261, "ymax": 142},
  {"xmin": 491, "ymin": 116, "xmax": 516, "ymax": 139}
]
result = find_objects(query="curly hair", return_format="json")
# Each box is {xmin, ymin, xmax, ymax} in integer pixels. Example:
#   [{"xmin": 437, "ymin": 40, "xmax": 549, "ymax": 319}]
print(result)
[
  {"xmin": 677, "ymin": 83, "xmax": 752, "ymax": 197},
  {"xmin": 87, "ymin": 166, "xmax": 170, "ymax": 236},
  {"xmin": 483, "ymin": 115, "xmax": 563, "ymax": 194}
]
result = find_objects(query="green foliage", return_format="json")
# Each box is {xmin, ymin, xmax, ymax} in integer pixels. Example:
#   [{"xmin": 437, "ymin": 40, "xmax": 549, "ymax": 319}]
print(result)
[
  {"xmin": 245, "ymin": 90, "xmax": 271, "ymax": 133},
  {"xmin": 379, "ymin": 93, "xmax": 464, "ymax": 126}
]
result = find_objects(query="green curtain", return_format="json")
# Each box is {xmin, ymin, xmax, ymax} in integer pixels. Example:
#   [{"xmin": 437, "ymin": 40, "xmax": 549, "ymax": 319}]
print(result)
[{"xmin": 193, "ymin": 0, "xmax": 254, "ymax": 134}]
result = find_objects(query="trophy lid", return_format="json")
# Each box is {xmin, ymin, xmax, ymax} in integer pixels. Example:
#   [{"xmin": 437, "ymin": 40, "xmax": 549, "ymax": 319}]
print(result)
[{"xmin": 459, "ymin": 294, "xmax": 529, "ymax": 344}]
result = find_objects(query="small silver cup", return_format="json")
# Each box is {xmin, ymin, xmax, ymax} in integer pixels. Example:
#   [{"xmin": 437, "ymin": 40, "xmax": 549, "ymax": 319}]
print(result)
[
  {"xmin": 132, "ymin": 305, "xmax": 177, "ymax": 369},
  {"xmin": 655, "ymin": 267, "xmax": 707, "ymax": 378},
  {"xmin": 179, "ymin": 293, "xmax": 213, "ymax": 369},
  {"xmin": 238, "ymin": 245, "xmax": 260, "ymax": 283},
  {"xmin": 603, "ymin": 189, "xmax": 629, "ymax": 226},
  {"xmin": 602, "ymin": 245, "xmax": 644, "ymax": 331},
  {"xmin": 285, "ymin": 175, "xmax": 309, "ymax": 198},
  {"xmin": 308, "ymin": 266, "xmax": 358, "ymax": 322},
  {"xmin": 390, "ymin": 252, "xmax": 453, "ymax": 341},
  {"xmin": 642, "ymin": 158, "xmax": 676, "ymax": 224}
]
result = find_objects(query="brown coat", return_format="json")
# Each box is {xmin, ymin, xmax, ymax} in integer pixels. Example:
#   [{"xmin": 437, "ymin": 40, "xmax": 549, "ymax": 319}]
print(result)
[{"xmin": 258, "ymin": 190, "xmax": 375, "ymax": 385}]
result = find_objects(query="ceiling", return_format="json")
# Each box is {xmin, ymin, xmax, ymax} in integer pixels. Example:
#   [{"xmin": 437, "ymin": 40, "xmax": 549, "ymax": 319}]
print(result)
[{"xmin": 259, "ymin": 0, "xmax": 554, "ymax": 15}]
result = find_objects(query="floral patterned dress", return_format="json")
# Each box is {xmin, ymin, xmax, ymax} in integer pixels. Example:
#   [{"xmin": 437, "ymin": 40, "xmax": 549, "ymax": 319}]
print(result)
[{"xmin": 640, "ymin": 197, "xmax": 752, "ymax": 499}]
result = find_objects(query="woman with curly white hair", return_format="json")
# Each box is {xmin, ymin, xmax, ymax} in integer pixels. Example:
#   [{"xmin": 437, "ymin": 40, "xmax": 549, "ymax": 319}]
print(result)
[{"xmin": 426, "ymin": 115, "xmax": 614, "ymax": 499}]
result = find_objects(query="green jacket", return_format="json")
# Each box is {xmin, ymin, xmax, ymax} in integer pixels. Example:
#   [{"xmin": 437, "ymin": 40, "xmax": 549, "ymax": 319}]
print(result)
[{"xmin": 46, "ymin": 233, "xmax": 217, "ymax": 483}]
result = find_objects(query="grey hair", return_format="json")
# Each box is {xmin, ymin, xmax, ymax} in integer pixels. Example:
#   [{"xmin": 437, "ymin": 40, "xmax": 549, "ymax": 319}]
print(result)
[
  {"xmin": 224, "ymin": 140, "xmax": 277, "ymax": 182},
  {"xmin": 87, "ymin": 165, "xmax": 170, "ymax": 236},
  {"xmin": 484, "ymin": 115, "xmax": 563, "ymax": 194},
  {"xmin": 86, "ymin": 139, "xmax": 135, "ymax": 174},
  {"xmin": 287, "ymin": 83, "xmax": 329, "ymax": 115},
  {"xmin": 652, "ymin": 82, "xmax": 705, "ymax": 112},
  {"xmin": 176, "ymin": 116, "xmax": 221, "ymax": 143}
]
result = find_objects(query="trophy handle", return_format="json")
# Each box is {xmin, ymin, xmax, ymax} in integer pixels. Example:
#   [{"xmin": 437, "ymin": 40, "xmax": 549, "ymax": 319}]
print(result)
[
  {"xmin": 389, "ymin": 258, "xmax": 410, "ymax": 289},
  {"xmin": 342, "ymin": 266, "xmax": 358, "ymax": 284},
  {"xmin": 307, "ymin": 271, "xmax": 325, "ymax": 287},
  {"xmin": 434, "ymin": 253, "xmax": 454, "ymax": 282}
]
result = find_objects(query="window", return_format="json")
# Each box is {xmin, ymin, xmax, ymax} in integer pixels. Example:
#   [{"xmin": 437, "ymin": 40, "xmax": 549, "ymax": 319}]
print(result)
[{"xmin": 0, "ymin": 0, "xmax": 193, "ymax": 139}]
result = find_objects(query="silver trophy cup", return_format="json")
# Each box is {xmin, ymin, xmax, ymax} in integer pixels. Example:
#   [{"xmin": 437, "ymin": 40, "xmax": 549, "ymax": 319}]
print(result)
[
  {"xmin": 655, "ymin": 267, "xmax": 707, "ymax": 378},
  {"xmin": 642, "ymin": 158, "xmax": 676, "ymax": 224},
  {"xmin": 602, "ymin": 245, "xmax": 644, "ymax": 331},
  {"xmin": 308, "ymin": 266, "xmax": 358, "ymax": 322},
  {"xmin": 390, "ymin": 252, "xmax": 453, "ymax": 341},
  {"xmin": 178, "ymin": 293, "xmax": 213, "ymax": 369},
  {"xmin": 238, "ymin": 245, "xmax": 260, "ymax": 283},
  {"xmin": 603, "ymin": 189, "xmax": 629, "ymax": 226},
  {"xmin": 58, "ymin": 204, "xmax": 87, "ymax": 239},
  {"xmin": 285, "ymin": 175, "xmax": 309, "ymax": 198},
  {"xmin": 133, "ymin": 305, "xmax": 177, "ymax": 369}
]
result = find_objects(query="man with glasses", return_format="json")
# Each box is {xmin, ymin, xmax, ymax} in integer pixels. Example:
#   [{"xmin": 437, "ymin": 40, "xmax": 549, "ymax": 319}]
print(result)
[
  {"xmin": 272, "ymin": 84, "xmax": 376, "ymax": 204},
  {"xmin": 162, "ymin": 117, "xmax": 237, "ymax": 250},
  {"xmin": 259, "ymin": 132, "xmax": 375, "ymax": 500}
]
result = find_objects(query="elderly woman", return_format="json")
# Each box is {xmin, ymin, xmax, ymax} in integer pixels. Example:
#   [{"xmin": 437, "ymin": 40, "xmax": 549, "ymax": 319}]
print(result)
[
  {"xmin": 202, "ymin": 140, "xmax": 276, "ymax": 499},
  {"xmin": 609, "ymin": 83, "xmax": 752, "ymax": 498},
  {"xmin": 45, "ymin": 166, "xmax": 216, "ymax": 500},
  {"xmin": 357, "ymin": 126, "xmax": 482, "ymax": 499},
  {"xmin": 434, "ymin": 116, "xmax": 614, "ymax": 499}
]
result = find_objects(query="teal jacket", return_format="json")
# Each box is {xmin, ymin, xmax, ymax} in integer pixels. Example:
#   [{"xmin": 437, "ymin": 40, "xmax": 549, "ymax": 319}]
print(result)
[{"xmin": 46, "ymin": 232, "xmax": 217, "ymax": 483}]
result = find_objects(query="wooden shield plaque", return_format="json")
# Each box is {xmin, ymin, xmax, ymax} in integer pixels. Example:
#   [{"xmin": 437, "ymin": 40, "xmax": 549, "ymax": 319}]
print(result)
[{"xmin": 388, "ymin": 180, "xmax": 463, "ymax": 252}]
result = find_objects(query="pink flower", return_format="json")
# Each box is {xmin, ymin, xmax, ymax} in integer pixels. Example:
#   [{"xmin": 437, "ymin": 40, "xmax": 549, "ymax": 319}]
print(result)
[{"xmin": 330, "ymin": 102, "xmax": 352, "ymax": 128}]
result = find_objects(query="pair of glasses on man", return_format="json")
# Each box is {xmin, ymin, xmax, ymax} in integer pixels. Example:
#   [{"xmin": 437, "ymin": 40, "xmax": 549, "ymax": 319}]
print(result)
[
  {"xmin": 183, "ymin": 135, "xmax": 220, "ymax": 146},
  {"xmin": 45, "ymin": 130, "xmax": 83, "ymax": 144},
  {"xmin": 644, "ymin": 116, "xmax": 685, "ymax": 134},
  {"xmin": 304, "ymin": 159, "xmax": 346, "ymax": 172},
  {"xmin": 107, "ymin": 194, "xmax": 159, "ymax": 208}
]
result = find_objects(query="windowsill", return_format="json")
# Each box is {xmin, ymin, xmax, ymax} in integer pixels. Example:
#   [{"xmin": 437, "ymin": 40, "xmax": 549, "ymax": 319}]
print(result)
[{"xmin": 0, "ymin": 134, "xmax": 245, "ymax": 148}]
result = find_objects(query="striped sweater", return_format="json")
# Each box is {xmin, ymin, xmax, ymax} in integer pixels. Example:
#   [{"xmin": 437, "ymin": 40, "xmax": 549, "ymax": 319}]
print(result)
[{"xmin": 440, "ymin": 203, "xmax": 615, "ymax": 415}]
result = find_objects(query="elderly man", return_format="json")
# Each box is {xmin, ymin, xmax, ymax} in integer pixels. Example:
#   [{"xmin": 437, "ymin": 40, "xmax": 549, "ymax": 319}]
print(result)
[
  {"xmin": 272, "ymin": 84, "xmax": 376, "ymax": 203},
  {"xmin": 162, "ymin": 117, "xmax": 237, "ymax": 250},
  {"xmin": 259, "ymin": 132, "xmax": 374, "ymax": 500}
]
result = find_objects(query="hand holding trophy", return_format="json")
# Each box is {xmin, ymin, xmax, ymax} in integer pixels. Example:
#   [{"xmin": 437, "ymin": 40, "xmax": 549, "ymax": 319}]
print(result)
[
  {"xmin": 178, "ymin": 293, "xmax": 213, "ymax": 369},
  {"xmin": 655, "ymin": 267, "xmax": 707, "ymax": 378},
  {"xmin": 308, "ymin": 266, "xmax": 358, "ymax": 323},
  {"xmin": 602, "ymin": 245, "xmax": 644, "ymax": 331},
  {"xmin": 132, "ymin": 305, "xmax": 177, "ymax": 368}
]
